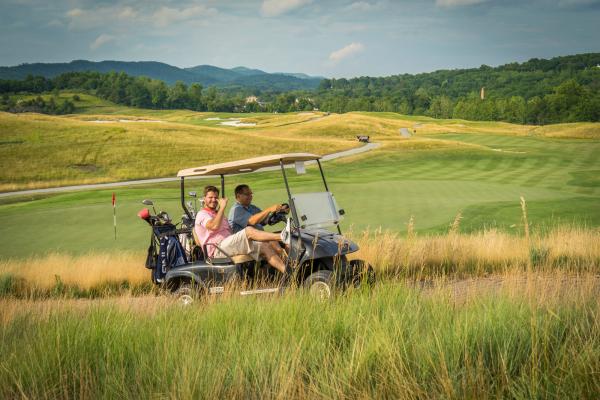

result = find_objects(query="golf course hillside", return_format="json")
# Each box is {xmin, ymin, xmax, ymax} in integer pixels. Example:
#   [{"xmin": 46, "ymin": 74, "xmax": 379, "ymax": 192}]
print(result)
[
  {"xmin": 1, "ymin": 92, "xmax": 599, "ymax": 192},
  {"xmin": 0, "ymin": 96, "xmax": 599, "ymax": 259}
]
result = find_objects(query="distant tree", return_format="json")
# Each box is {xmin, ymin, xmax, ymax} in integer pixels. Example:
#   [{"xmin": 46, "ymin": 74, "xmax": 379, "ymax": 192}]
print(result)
[
  {"xmin": 167, "ymin": 81, "xmax": 189, "ymax": 109},
  {"xmin": 188, "ymin": 83, "xmax": 204, "ymax": 111}
]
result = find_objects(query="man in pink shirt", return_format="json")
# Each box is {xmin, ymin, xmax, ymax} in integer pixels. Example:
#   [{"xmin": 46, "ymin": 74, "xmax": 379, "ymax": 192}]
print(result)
[{"xmin": 195, "ymin": 185, "xmax": 290, "ymax": 274}]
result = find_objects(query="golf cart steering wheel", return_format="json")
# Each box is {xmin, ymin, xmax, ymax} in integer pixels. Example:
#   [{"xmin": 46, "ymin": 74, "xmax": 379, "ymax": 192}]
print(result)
[{"xmin": 265, "ymin": 203, "xmax": 289, "ymax": 226}]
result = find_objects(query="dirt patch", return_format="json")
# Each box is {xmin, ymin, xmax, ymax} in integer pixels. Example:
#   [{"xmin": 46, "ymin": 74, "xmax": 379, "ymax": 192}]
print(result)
[{"xmin": 69, "ymin": 163, "xmax": 100, "ymax": 172}]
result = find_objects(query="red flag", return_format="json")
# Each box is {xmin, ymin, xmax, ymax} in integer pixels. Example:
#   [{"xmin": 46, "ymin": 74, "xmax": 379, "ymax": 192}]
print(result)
[{"xmin": 112, "ymin": 192, "xmax": 116, "ymax": 207}]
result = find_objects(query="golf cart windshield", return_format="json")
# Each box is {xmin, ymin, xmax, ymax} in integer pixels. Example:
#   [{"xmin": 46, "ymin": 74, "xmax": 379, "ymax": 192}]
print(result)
[{"xmin": 291, "ymin": 192, "xmax": 343, "ymax": 229}]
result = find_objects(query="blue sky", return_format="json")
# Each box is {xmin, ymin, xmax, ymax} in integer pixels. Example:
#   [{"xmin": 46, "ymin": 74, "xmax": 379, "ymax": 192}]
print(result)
[{"xmin": 1, "ymin": 0, "xmax": 599, "ymax": 78}]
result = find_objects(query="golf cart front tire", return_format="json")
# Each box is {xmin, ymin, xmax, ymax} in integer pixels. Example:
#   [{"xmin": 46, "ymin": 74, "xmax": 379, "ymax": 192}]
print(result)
[{"xmin": 303, "ymin": 270, "xmax": 333, "ymax": 300}]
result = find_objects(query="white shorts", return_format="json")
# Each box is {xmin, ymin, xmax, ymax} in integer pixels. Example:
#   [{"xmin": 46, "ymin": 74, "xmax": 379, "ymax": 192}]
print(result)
[{"xmin": 214, "ymin": 229, "xmax": 261, "ymax": 261}]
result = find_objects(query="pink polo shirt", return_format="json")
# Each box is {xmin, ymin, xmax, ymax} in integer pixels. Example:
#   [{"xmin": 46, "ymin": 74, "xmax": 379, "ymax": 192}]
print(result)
[{"xmin": 195, "ymin": 207, "xmax": 232, "ymax": 257}]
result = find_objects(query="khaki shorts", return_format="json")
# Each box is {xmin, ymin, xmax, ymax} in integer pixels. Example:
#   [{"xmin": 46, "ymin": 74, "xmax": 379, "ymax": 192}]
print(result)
[{"xmin": 214, "ymin": 229, "xmax": 261, "ymax": 261}]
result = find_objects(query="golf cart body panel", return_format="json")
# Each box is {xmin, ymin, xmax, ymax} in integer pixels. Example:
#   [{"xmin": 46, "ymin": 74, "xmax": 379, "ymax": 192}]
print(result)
[
  {"xmin": 294, "ymin": 230, "xmax": 359, "ymax": 260},
  {"xmin": 165, "ymin": 261, "xmax": 239, "ymax": 286}
]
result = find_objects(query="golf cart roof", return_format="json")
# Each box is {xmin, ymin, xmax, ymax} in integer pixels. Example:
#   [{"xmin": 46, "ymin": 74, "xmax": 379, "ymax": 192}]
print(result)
[{"xmin": 177, "ymin": 153, "xmax": 321, "ymax": 177}]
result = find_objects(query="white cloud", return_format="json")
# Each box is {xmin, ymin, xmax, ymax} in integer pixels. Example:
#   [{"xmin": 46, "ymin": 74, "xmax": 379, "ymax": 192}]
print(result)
[
  {"xmin": 90, "ymin": 34, "xmax": 115, "ymax": 50},
  {"xmin": 261, "ymin": 0, "xmax": 313, "ymax": 17},
  {"xmin": 66, "ymin": 6, "xmax": 135, "ymax": 29},
  {"xmin": 66, "ymin": 8, "xmax": 84, "ymax": 18},
  {"xmin": 345, "ymin": 1, "xmax": 383, "ymax": 12},
  {"xmin": 118, "ymin": 6, "xmax": 138, "ymax": 20},
  {"xmin": 153, "ymin": 5, "xmax": 217, "ymax": 28},
  {"xmin": 558, "ymin": 0, "xmax": 600, "ymax": 6},
  {"xmin": 65, "ymin": 4, "xmax": 216, "ymax": 30},
  {"xmin": 435, "ymin": 0, "xmax": 488, "ymax": 7},
  {"xmin": 329, "ymin": 42, "xmax": 365, "ymax": 63}
]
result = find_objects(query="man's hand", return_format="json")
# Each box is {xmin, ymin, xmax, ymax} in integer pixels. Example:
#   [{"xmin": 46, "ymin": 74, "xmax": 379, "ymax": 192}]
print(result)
[
  {"xmin": 268, "ymin": 204, "xmax": 283, "ymax": 213},
  {"xmin": 218, "ymin": 197, "xmax": 228, "ymax": 210}
]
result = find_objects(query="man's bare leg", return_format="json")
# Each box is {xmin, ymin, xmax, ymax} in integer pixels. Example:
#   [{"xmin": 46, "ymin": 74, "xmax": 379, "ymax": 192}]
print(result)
[
  {"xmin": 244, "ymin": 226, "xmax": 280, "ymax": 242},
  {"xmin": 259, "ymin": 243, "xmax": 286, "ymax": 273},
  {"xmin": 245, "ymin": 227, "xmax": 287, "ymax": 273},
  {"xmin": 266, "ymin": 241, "xmax": 286, "ymax": 258}
]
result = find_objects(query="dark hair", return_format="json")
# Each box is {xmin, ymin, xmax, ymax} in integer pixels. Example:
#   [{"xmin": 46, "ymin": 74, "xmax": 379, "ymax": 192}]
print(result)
[
  {"xmin": 203, "ymin": 185, "xmax": 219, "ymax": 196},
  {"xmin": 234, "ymin": 184, "xmax": 250, "ymax": 197}
]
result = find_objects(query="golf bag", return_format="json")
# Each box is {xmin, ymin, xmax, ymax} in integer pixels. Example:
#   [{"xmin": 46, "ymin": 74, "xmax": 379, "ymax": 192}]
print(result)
[{"xmin": 148, "ymin": 224, "xmax": 188, "ymax": 283}]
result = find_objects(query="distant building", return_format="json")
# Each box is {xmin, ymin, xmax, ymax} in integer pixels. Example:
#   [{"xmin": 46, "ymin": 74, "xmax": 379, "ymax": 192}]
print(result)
[
  {"xmin": 245, "ymin": 96, "xmax": 258, "ymax": 104},
  {"xmin": 480, "ymin": 87, "xmax": 485, "ymax": 100},
  {"xmin": 295, "ymin": 97, "xmax": 314, "ymax": 104}
]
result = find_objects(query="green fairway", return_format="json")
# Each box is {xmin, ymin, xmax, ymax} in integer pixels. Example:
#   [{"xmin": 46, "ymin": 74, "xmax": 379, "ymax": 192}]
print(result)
[{"xmin": 1, "ymin": 117, "xmax": 599, "ymax": 259}]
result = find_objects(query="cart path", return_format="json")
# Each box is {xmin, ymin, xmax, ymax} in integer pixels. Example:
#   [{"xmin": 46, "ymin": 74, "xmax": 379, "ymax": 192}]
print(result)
[{"xmin": 0, "ymin": 142, "xmax": 380, "ymax": 198}]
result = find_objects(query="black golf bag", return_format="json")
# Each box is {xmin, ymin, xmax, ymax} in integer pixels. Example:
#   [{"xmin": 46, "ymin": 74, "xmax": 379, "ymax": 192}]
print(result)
[{"xmin": 146, "ymin": 224, "xmax": 187, "ymax": 283}]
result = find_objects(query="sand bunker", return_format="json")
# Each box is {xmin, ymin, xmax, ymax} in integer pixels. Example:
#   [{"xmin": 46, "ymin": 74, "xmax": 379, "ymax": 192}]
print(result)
[
  {"xmin": 90, "ymin": 119, "xmax": 164, "ymax": 123},
  {"xmin": 491, "ymin": 148, "xmax": 527, "ymax": 154},
  {"xmin": 220, "ymin": 120, "xmax": 256, "ymax": 127}
]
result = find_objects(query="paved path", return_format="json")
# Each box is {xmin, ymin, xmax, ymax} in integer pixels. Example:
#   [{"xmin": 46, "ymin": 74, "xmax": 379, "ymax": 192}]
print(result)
[{"xmin": 0, "ymin": 142, "xmax": 380, "ymax": 198}]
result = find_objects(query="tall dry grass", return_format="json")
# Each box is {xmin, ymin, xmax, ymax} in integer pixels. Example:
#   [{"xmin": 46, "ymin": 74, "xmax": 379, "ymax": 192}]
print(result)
[
  {"xmin": 349, "ymin": 225, "xmax": 600, "ymax": 278},
  {"xmin": 1, "ymin": 225, "xmax": 598, "ymax": 298},
  {"xmin": 0, "ymin": 251, "xmax": 149, "ymax": 298}
]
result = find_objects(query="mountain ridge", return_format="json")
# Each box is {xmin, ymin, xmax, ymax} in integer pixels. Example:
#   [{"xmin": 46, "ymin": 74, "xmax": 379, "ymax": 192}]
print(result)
[{"xmin": 0, "ymin": 60, "xmax": 323, "ymax": 91}]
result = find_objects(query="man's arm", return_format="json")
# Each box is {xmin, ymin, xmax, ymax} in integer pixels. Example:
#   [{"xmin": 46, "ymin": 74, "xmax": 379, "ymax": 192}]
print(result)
[
  {"xmin": 205, "ymin": 198, "xmax": 228, "ymax": 231},
  {"xmin": 248, "ymin": 204, "xmax": 282, "ymax": 226}
]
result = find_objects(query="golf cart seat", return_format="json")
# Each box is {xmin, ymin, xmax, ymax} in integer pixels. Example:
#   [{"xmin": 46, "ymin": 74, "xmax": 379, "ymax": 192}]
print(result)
[{"xmin": 192, "ymin": 227, "xmax": 254, "ymax": 264}]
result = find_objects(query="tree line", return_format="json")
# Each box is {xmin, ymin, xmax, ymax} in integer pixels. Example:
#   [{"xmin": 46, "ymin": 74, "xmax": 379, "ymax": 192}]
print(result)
[{"xmin": 1, "ymin": 53, "xmax": 598, "ymax": 123}]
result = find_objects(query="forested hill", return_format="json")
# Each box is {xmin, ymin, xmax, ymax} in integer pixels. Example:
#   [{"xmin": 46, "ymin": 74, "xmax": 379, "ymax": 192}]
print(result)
[
  {"xmin": 1, "ymin": 53, "xmax": 599, "ymax": 123},
  {"xmin": 316, "ymin": 53, "xmax": 600, "ymax": 123},
  {"xmin": 0, "ymin": 60, "xmax": 322, "ymax": 91},
  {"xmin": 319, "ymin": 53, "xmax": 600, "ymax": 100}
]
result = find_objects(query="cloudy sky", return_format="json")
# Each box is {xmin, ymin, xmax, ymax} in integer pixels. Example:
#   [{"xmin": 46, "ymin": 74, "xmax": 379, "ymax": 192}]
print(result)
[{"xmin": 1, "ymin": 0, "xmax": 599, "ymax": 78}]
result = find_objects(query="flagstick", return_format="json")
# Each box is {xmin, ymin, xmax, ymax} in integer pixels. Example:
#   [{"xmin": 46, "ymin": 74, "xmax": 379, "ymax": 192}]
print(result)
[{"xmin": 112, "ymin": 192, "xmax": 117, "ymax": 240}]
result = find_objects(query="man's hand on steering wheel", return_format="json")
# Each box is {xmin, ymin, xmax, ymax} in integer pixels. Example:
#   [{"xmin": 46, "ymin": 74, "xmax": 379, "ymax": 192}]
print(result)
[{"xmin": 265, "ymin": 203, "xmax": 289, "ymax": 225}]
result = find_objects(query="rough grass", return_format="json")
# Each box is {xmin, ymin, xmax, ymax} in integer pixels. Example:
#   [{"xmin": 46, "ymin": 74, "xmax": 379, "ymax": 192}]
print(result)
[
  {"xmin": 531, "ymin": 122, "xmax": 600, "ymax": 139},
  {"xmin": 0, "ymin": 111, "xmax": 361, "ymax": 192},
  {"xmin": 0, "ymin": 271, "xmax": 598, "ymax": 399}
]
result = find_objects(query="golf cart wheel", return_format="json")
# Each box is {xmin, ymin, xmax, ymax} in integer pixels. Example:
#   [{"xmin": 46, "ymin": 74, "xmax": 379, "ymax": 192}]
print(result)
[
  {"xmin": 173, "ymin": 282, "xmax": 201, "ymax": 305},
  {"xmin": 303, "ymin": 270, "xmax": 333, "ymax": 300}
]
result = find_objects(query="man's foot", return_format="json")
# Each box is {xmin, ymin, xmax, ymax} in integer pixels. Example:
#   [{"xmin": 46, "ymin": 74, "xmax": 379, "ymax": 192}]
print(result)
[{"xmin": 280, "ymin": 217, "xmax": 292, "ymax": 245}]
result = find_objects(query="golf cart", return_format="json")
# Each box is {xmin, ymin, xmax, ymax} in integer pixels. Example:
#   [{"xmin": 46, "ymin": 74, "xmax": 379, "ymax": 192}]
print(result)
[{"xmin": 138, "ymin": 153, "xmax": 374, "ymax": 303}]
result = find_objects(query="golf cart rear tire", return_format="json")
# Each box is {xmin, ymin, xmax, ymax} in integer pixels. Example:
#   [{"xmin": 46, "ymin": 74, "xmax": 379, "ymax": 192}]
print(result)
[
  {"xmin": 303, "ymin": 270, "xmax": 333, "ymax": 300},
  {"xmin": 173, "ymin": 282, "xmax": 201, "ymax": 305}
]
